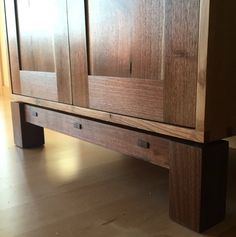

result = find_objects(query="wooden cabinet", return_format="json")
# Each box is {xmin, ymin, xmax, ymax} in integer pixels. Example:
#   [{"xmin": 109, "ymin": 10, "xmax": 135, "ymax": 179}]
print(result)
[
  {"xmin": 5, "ymin": 0, "xmax": 72, "ymax": 103},
  {"xmin": 6, "ymin": 0, "xmax": 236, "ymax": 142},
  {"xmin": 5, "ymin": 0, "xmax": 236, "ymax": 232}
]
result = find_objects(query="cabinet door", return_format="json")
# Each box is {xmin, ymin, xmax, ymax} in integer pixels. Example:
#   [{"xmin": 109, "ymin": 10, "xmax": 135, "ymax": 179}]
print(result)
[
  {"xmin": 5, "ymin": 0, "xmax": 71, "ymax": 103},
  {"xmin": 69, "ymin": 0, "xmax": 200, "ymax": 127}
]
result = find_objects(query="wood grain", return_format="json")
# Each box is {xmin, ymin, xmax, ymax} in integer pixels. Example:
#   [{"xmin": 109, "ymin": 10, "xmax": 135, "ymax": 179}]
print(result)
[
  {"xmin": 8, "ymin": 0, "xmax": 236, "ymax": 143},
  {"xmin": 170, "ymin": 143, "xmax": 202, "ymax": 231},
  {"xmin": 11, "ymin": 102, "xmax": 44, "ymax": 148},
  {"xmin": 16, "ymin": 0, "xmax": 55, "ymax": 72},
  {"xmin": 203, "ymin": 0, "xmax": 236, "ymax": 141},
  {"xmin": 20, "ymin": 102, "xmax": 229, "ymax": 232},
  {"xmin": 87, "ymin": 0, "xmax": 132, "ymax": 78},
  {"xmin": 11, "ymin": 93, "xmax": 204, "ymax": 142},
  {"xmin": 5, "ymin": 0, "xmax": 72, "ymax": 104},
  {"xmin": 2, "ymin": 97, "xmax": 236, "ymax": 236},
  {"xmin": 195, "ymin": 0, "xmax": 210, "ymax": 132},
  {"xmin": 87, "ymin": 0, "xmax": 165, "ymax": 80},
  {"xmin": 53, "ymin": 0, "xmax": 72, "ymax": 104},
  {"xmin": 20, "ymin": 71, "xmax": 58, "ymax": 101},
  {"xmin": 169, "ymin": 140, "xmax": 228, "ymax": 232},
  {"xmin": 88, "ymin": 76, "xmax": 164, "ymax": 121},
  {"xmin": 4, "ymin": 0, "xmax": 21, "ymax": 94},
  {"xmin": 25, "ymin": 104, "xmax": 170, "ymax": 168},
  {"xmin": 164, "ymin": 0, "xmax": 199, "ymax": 128},
  {"xmin": 130, "ymin": 0, "xmax": 165, "ymax": 80},
  {"xmin": 67, "ymin": 0, "xmax": 89, "ymax": 107}
]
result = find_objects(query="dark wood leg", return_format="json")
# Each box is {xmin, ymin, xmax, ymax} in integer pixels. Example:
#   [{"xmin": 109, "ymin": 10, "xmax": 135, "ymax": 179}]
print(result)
[
  {"xmin": 11, "ymin": 102, "xmax": 45, "ymax": 148},
  {"xmin": 169, "ymin": 140, "xmax": 228, "ymax": 232}
]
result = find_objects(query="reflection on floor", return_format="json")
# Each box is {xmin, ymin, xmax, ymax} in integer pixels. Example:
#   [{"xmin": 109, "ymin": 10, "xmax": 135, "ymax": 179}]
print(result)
[{"xmin": 0, "ymin": 95, "xmax": 236, "ymax": 237}]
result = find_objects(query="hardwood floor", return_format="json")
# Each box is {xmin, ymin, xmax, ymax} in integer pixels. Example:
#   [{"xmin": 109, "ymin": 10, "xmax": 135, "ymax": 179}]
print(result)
[{"xmin": 0, "ymin": 95, "xmax": 236, "ymax": 237}]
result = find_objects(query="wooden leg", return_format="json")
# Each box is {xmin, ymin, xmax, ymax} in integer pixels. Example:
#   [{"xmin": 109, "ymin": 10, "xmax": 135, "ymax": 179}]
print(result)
[
  {"xmin": 169, "ymin": 140, "xmax": 228, "ymax": 232},
  {"xmin": 11, "ymin": 102, "xmax": 45, "ymax": 148}
]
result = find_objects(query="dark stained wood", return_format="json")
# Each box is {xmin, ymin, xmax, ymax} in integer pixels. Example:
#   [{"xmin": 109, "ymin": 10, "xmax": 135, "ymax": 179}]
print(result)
[
  {"xmin": 20, "ymin": 71, "xmax": 58, "ymax": 101},
  {"xmin": 86, "ymin": 0, "xmax": 200, "ymax": 127},
  {"xmin": 4, "ymin": 0, "xmax": 72, "ymax": 104},
  {"xmin": 5, "ymin": 1, "xmax": 236, "ymax": 232},
  {"xmin": 85, "ymin": 0, "xmax": 166, "ymax": 124},
  {"xmin": 4, "ymin": 0, "xmax": 21, "ymax": 94},
  {"xmin": 12, "ymin": 94, "xmax": 204, "ymax": 142},
  {"xmin": 11, "ymin": 102, "xmax": 44, "ymax": 148},
  {"xmin": 67, "ymin": 0, "xmax": 89, "ymax": 107},
  {"xmin": 203, "ymin": 0, "xmax": 236, "ymax": 141},
  {"xmin": 6, "ymin": 0, "xmax": 236, "ymax": 143},
  {"xmin": 16, "ymin": 0, "xmax": 55, "ymax": 72},
  {"xmin": 25, "ymin": 104, "xmax": 170, "ymax": 168},
  {"xmin": 88, "ymin": 76, "xmax": 164, "ymax": 121},
  {"xmin": 164, "ymin": 0, "xmax": 199, "ymax": 128},
  {"xmin": 169, "ymin": 140, "xmax": 228, "ymax": 232},
  {"xmin": 87, "ymin": 0, "xmax": 165, "ymax": 80},
  {"xmin": 53, "ymin": 0, "xmax": 72, "ymax": 104},
  {"xmin": 21, "ymin": 103, "xmax": 230, "ymax": 232},
  {"xmin": 130, "ymin": 0, "xmax": 165, "ymax": 80},
  {"xmin": 87, "ymin": 0, "xmax": 131, "ymax": 77}
]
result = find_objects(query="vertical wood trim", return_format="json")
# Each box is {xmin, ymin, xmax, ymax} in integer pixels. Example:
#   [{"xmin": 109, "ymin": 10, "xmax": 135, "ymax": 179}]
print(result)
[
  {"xmin": 53, "ymin": 0, "xmax": 72, "ymax": 104},
  {"xmin": 164, "ymin": 0, "xmax": 199, "ymax": 128},
  {"xmin": 196, "ymin": 0, "xmax": 210, "ymax": 132},
  {"xmin": 67, "ymin": 0, "xmax": 89, "ymax": 107},
  {"xmin": 160, "ymin": 0, "xmax": 166, "ymax": 81},
  {"xmin": 201, "ymin": 0, "xmax": 236, "ymax": 141},
  {"xmin": 4, "ymin": 0, "xmax": 21, "ymax": 94}
]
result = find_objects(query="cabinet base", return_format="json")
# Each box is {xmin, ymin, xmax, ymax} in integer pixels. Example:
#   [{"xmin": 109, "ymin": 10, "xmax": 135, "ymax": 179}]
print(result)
[
  {"xmin": 11, "ymin": 102, "xmax": 229, "ymax": 232},
  {"xmin": 11, "ymin": 102, "xmax": 44, "ymax": 148},
  {"xmin": 169, "ymin": 141, "xmax": 228, "ymax": 232}
]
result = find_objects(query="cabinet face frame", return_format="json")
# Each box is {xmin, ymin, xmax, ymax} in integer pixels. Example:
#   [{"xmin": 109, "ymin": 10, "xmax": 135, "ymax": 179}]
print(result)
[
  {"xmin": 195, "ymin": 0, "xmax": 210, "ymax": 134},
  {"xmin": 4, "ymin": 0, "xmax": 72, "ymax": 104}
]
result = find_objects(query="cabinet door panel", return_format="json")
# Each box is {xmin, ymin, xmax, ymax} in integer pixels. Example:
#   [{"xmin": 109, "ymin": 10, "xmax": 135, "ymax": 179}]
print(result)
[
  {"xmin": 88, "ymin": 0, "xmax": 165, "ymax": 80},
  {"xmin": 17, "ymin": 0, "xmax": 55, "ymax": 72},
  {"xmin": 5, "ymin": 0, "xmax": 72, "ymax": 103},
  {"xmin": 69, "ymin": 0, "xmax": 200, "ymax": 127}
]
